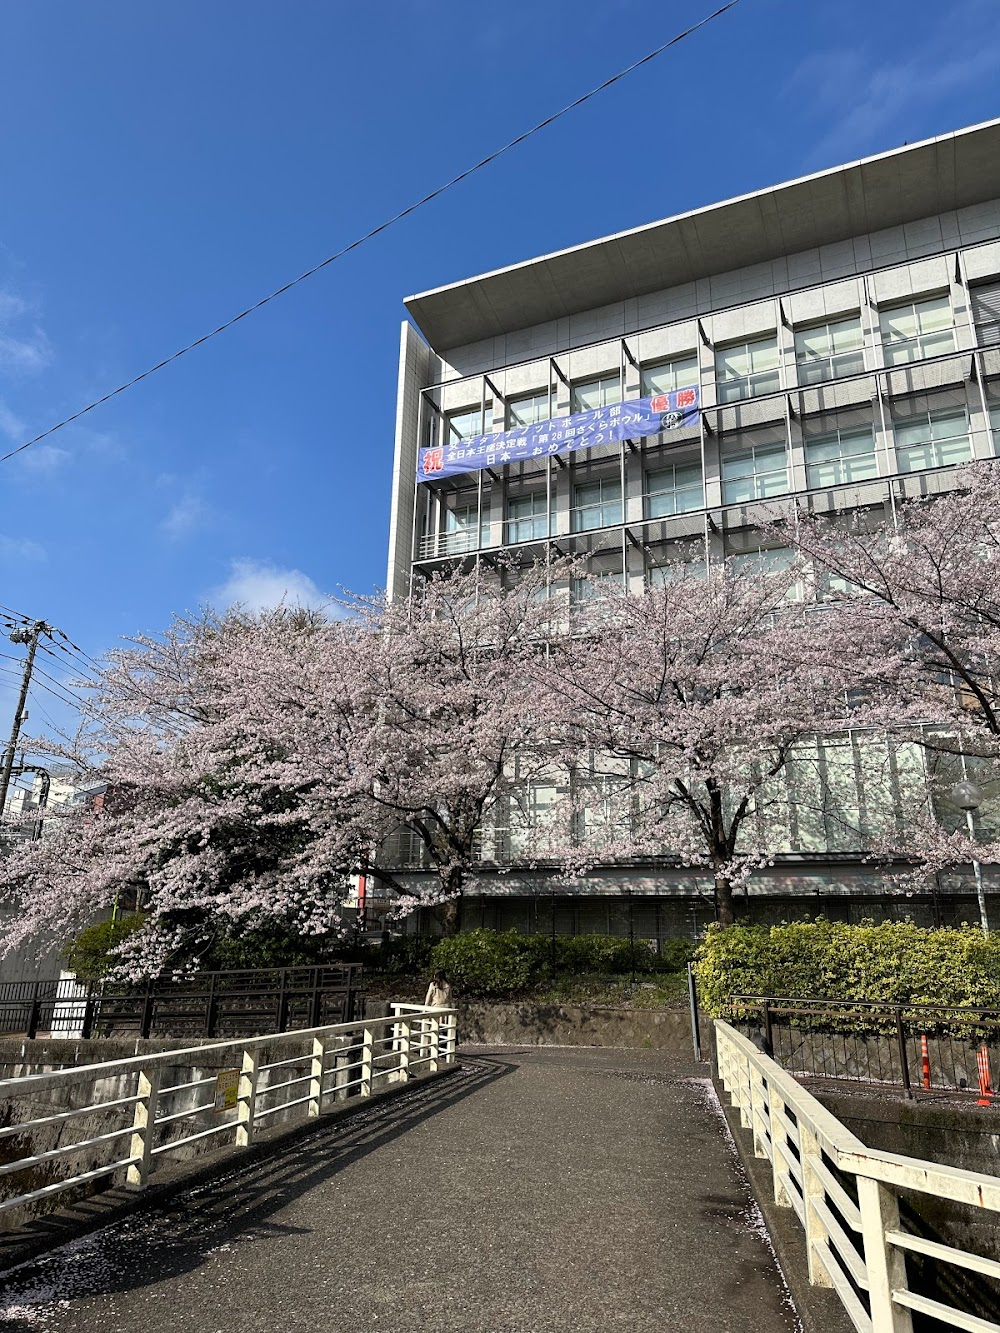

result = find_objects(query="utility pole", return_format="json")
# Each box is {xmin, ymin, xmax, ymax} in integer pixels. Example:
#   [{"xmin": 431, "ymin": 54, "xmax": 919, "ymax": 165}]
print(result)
[{"xmin": 0, "ymin": 620, "xmax": 50, "ymax": 830}]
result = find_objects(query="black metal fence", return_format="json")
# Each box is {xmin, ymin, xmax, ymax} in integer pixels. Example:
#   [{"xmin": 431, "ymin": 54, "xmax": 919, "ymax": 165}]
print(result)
[
  {"xmin": 727, "ymin": 994, "xmax": 1000, "ymax": 1103},
  {"xmin": 0, "ymin": 965, "xmax": 365, "ymax": 1041}
]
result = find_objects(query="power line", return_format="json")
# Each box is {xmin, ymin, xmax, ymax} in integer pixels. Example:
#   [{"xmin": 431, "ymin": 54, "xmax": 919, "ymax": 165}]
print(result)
[{"xmin": 0, "ymin": 1, "xmax": 742, "ymax": 467}]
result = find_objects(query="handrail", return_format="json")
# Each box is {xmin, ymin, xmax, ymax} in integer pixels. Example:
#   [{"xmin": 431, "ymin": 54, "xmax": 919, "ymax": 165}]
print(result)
[
  {"xmin": 716, "ymin": 1019, "xmax": 1000, "ymax": 1332},
  {"xmin": 0, "ymin": 1004, "xmax": 459, "ymax": 1223}
]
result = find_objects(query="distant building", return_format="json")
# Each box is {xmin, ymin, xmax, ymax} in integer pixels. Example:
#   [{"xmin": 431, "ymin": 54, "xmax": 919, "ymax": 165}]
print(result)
[{"xmin": 384, "ymin": 119, "xmax": 1000, "ymax": 937}]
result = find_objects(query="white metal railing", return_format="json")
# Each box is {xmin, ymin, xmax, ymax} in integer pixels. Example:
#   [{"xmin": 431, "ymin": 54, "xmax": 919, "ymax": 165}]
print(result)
[
  {"xmin": 716, "ymin": 1020, "xmax": 1000, "ymax": 1333},
  {"xmin": 0, "ymin": 1005, "xmax": 457, "ymax": 1221}
]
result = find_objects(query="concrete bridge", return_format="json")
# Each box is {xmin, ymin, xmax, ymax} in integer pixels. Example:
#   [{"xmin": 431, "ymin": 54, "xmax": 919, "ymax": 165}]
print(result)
[{"xmin": 0, "ymin": 1035, "xmax": 797, "ymax": 1332}]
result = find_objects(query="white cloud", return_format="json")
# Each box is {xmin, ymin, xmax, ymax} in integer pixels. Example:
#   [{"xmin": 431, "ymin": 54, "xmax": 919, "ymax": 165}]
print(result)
[
  {"xmin": 0, "ymin": 534, "xmax": 47, "ymax": 563},
  {"xmin": 0, "ymin": 329, "xmax": 51, "ymax": 374},
  {"xmin": 209, "ymin": 558, "xmax": 329, "ymax": 613},
  {"xmin": 161, "ymin": 493, "xmax": 212, "ymax": 540},
  {"xmin": 0, "ymin": 400, "xmax": 24, "ymax": 442},
  {"xmin": 18, "ymin": 443, "xmax": 70, "ymax": 471},
  {"xmin": 786, "ymin": 3, "xmax": 1000, "ymax": 166},
  {"xmin": 0, "ymin": 292, "xmax": 29, "ymax": 322}
]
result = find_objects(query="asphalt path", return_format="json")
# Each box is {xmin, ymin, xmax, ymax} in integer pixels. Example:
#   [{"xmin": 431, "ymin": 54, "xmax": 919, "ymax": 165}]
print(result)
[{"xmin": 0, "ymin": 1047, "xmax": 800, "ymax": 1332}]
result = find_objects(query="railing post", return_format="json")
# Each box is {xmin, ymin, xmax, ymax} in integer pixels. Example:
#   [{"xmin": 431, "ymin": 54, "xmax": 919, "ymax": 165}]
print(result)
[
  {"xmin": 857, "ymin": 1174, "xmax": 913, "ymax": 1331},
  {"xmin": 768, "ymin": 1085, "xmax": 792, "ymax": 1209},
  {"xmin": 748, "ymin": 1063, "xmax": 769, "ymax": 1160},
  {"xmin": 360, "ymin": 1026, "xmax": 374, "ymax": 1096},
  {"xmin": 308, "ymin": 1035, "xmax": 326, "ymax": 1117},
  {"xmin": 428, "ymin": 1013, "xmax": 440, "ymax": 1073},
  {"xmin": 126, "ymin": 1065, "xmax": 161, "ymax": 1189},
  {"xmin": 738, "ymin": 1053, "xmax": 753, "ymax": 1128},
  {"xmin": 397, "ymin": 1019, "xmax": 411, "ymax": 1082},
  {"xmin": 236, "ymin": 1046, "xmax": 258, "ymax": 1147},
  {"xmin": 799, "ymin": 1122, "xmax": 834, "ymax": 1288}
]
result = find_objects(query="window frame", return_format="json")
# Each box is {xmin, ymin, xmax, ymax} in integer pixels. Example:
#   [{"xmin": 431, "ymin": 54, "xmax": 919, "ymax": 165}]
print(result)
[{"xmin": 715, "ymin": 334, "xmax": 781, "ymax": 404}]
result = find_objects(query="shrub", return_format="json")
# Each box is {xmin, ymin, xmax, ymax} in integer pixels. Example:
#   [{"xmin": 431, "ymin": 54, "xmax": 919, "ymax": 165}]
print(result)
[
  {"xmin": 374, "ymin": 935, "xmax": 435, "ymax": 976},
  {"xmin": 657, "ymin": 937, "xmax": 698, "ymax": 973},
  {"xmin": 694, "ymin": 919, "xmax": 1000, "ymax": 1018},
  {"xmin": 430, "ymin": 930, "xmax": 549, "ymax": 997},
  {"xmin": 64, "ymin": 914, "xmax": 147, "ymax": 982}
]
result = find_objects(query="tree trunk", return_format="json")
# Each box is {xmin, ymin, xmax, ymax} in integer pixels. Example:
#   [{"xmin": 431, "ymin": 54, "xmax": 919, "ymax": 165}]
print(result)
[
  {"xmin": 715, "ymin": 872, "xmax": 736, "ymax": 928},
  {"xmin": 438, "ymin": 896, "xmax": 461, "ymax": 937},
  {"xmin": 436, "ymin": 867, "xmax": 464, "ymax": 937}
]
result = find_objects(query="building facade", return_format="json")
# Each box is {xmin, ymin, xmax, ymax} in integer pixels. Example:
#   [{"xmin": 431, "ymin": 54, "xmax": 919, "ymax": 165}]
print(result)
[{"xmin": 386, "ymin": 120, "xmax": 1000, "ymax": 938}]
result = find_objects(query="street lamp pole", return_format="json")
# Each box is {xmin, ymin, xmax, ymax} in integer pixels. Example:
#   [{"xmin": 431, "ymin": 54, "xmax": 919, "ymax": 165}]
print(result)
[{"xmin": 952, "ymin": 776, "xmax": 989, "ymax": 935}]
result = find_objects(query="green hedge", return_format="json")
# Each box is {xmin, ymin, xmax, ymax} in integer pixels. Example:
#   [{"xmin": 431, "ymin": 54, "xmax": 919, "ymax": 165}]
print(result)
[
  {"xmin": 694, "ymin": 919, "xmax": 1000, "ymax": 1018},
  {"xmin": 428, "ymin": 929, "xmax": 694, "ymax": 998},
  {"xmin": 64, "ymin": 914, "xmax": 147, "ymax": 982}
]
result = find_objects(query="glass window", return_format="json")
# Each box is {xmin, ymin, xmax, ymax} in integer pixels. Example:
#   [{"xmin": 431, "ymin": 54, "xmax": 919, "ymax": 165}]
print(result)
[
  {"xmin": 721, "ymin": 443, "xmax": 788, "ymax": 505},
  {"xmin": 879, "ymin": 295, "xmax": 955, "ymax": 365},
  {"xmin": 646, "ymin": 462, "xmax": 703, "ymax": 517},
  {"xmin": 571, "ymin": 374, "xmax": 622, "ymax": 414},
  {"xmin": 893, "ymin": 410, "xmax": 972, "ymax": 472},
  {"xmin": 571, "ymin": 570, "xmax": 625, "ymax": 604},
  {"xmin": 445, "ymin": 406, "xmax": 487, "ymax": 444},
  {"xmin": 506, "ymin": 492, "xmax": 550, "ymax": 543},
  {"xmin": 648, "ymin": 557, "xmax": 706, "ymax": 586},
  {"xmin": 642, "ymin": 356, "xmax": 699, "ymax": 396},
  {"xmin": 715, "ymin": 336, "xmax": 780, "ymax": 403},
  {"xmin": 794, "ymin": 317, "xmax": 865, "ymax": 385},
  {"xmin": 572, "ymin": 477, "xmax": 622, "ymax": 531},
  {"xmin": 728, "ymin": 546, "xmax": 801, "ymax": 599},
  {"xmin": 972, "ymin": 282, "xmax": 1000, "ymax": 348},
  {"xmin": 508, "ymin": 392, "xmax": 550, "ymax": 428},
  {"xmin": 805, "ymin": 427, "xmax": 878, "ymax": 489}
]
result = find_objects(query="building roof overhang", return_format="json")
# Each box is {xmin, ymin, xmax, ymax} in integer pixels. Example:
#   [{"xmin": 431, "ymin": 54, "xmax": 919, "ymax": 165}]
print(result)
[{"xmin": 403, "ymin": 118, "xmax": 1000, "ymax": 353}]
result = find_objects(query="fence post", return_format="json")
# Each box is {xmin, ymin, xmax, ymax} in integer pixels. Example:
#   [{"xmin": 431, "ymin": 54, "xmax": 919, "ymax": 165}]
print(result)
[
  {"xmin": 360, "ymin": 1026, "xmax": 374, "ymax": 1096},
  {"xmin": 397, "ymin": 1019, "xmax": 411, "ymax": 1082},
  {"xmin": 895, "ymin": 1008, "xmax": 913, "ymax": 1099},
  {"xmin": 236, "ymin": 1047, "xmax": 258, "ymax": 1147},
  {"xmin": 126, "ymin": 1065, "xmax": 161, "ymax": 1189},
  {"xmin": 140, "ymin": 980, "xmax": 155, "ymax": 1040},
  {"xmin": 762, "ymin": 998, "xmax": 774, "ymax": 1058},
  {"xmin": 205, "ymin": 972, "xmax": 218, "ymax": 1039},
  {"xmin": 857, "ymin": 1174, "xmax": 913, "ymax": 1331},
  {"xmin": 687, "ymin": 963, "xmax": 702, "ymax": 1062},
  {"xmin": 738, "ymin": 1054, "xmax": 753, "ymax": 1128},
  {"xmin": 26, "ymin": 980, "xmax": 41, "ymax": 1040},
  {"xmin": 308, "ymin": 1035, "xmax": 326, "ymax": 1117},
  {"xmin": 277, "ymin": 969, "xmax": 288, "ymax": 1033},
  {"xmin": 799, "ymin": 1122, "xmax": 834, "ymax": 1288}
]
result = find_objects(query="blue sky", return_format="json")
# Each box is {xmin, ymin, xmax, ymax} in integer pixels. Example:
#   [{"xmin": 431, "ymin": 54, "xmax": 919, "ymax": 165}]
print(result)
[{"xmin": 1, "ymin": 0, "xmax": 999, "ymax": 739}]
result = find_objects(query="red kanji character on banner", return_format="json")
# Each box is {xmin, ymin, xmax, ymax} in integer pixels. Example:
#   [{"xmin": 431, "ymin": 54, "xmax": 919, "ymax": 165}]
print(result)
[
  {"xmin": 676, "ymin": 388, "xmax": 697, "ymax": 409},
  {"xmin": 422, "ymin": 448, "xmax": 444, "ymax": 475},
  {"xmin": 649, "ymin": 394, "xmax": 669, "ymax": 412}
]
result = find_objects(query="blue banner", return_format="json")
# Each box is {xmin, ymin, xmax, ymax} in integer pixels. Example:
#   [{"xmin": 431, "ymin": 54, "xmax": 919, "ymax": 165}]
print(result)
[{"xmin": 417, "ymin": 386, "xmax": 700, "ymax": 483}]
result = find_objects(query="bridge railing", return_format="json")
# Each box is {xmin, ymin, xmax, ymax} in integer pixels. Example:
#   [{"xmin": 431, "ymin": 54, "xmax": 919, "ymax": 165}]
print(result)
[
  {"xmin": 0, "ymin": 1004, "xmax": 457, "ymax": 1224},
  {"xmin": 716, "ymin": 1019, "xmax": 1000, "ymax": 1333}
]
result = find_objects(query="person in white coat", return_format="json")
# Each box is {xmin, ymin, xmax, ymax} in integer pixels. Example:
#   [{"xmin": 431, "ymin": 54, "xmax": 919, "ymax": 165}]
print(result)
[{"xmin": 424, "ymin": 970, "xmax": 452, "ymax": 1007}]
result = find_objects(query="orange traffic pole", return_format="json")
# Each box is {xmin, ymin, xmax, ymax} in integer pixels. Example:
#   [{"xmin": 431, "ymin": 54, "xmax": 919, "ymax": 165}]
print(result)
[
  {"xmin": 921, "ymin": 1034, "xmax": 931, "ymax": 1090},
  {"xmin": 977, "ymin": 1046, "xmax": 993, "ymax": 1107}
]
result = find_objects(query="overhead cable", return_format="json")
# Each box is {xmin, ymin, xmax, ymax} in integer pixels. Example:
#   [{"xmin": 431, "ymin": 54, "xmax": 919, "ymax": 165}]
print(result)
[{"xmin": 0, "ymin": 1, "xmax": 741, "ymax": 466}]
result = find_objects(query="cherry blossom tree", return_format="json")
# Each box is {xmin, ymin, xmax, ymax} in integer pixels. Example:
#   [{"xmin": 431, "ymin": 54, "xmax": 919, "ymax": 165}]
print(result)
[
  {"xmin": 0, "ymin": 608, "xmax": 373, "ymax": 978},
  {"xmin": 0, "ymin": 559, "xmax": 580, "ymax": 972},
  {"xmin": 344, "ymin": 555, "xmax": 578, "ymax": 935},
  {"xmin": 788, "ymin": 460, "xmax": 1000, "ymax": 890},
  {"xmin": 543, "ymin": 559, "xmax": 873, "ymax": 926}
]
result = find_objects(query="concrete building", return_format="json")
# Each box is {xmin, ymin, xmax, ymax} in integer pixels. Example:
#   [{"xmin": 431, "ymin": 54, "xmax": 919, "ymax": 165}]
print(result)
[{"xmin": 386, "ymin": 119, "xmax": 1000, "ymax": 938}]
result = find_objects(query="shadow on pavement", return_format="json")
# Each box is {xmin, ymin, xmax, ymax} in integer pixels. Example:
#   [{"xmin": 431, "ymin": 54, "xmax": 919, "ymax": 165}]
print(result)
[{"xmin": 0, "ymin": 1056, "xmax": 513, "ymax": 1326}]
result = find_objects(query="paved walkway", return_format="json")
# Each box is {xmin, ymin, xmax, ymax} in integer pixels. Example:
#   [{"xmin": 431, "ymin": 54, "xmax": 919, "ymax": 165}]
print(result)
[{"xmin": 0, "ymin": 1048, "xmax": 799, "ymax": 1332}]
